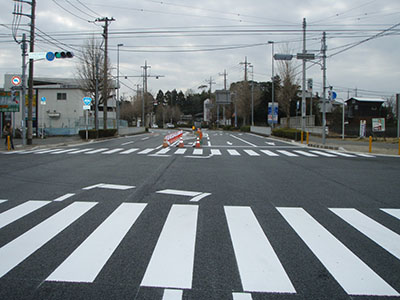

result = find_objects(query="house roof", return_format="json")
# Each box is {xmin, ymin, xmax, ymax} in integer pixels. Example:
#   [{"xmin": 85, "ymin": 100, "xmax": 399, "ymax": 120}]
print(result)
[{"xmin": 346, "ymin": 97, "xmax": 385, "ymax": 103}]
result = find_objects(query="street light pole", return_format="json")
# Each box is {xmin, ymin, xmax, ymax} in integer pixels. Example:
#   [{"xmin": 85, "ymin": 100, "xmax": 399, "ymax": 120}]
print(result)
[
  {"xmin": 268, "ymin": 41, "xmax": 275, "ymax": 129},
  {"xmin": 117, "ymin": 43, "xmax": 123, "ymax": 134},
  {"xmin": 250, "ymin": 65, "xmax": 254, "ymax": 126}
]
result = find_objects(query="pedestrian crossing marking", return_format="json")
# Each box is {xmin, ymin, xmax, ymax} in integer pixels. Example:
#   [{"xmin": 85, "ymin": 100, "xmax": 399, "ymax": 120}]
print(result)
[
  {"xmin": 156, "ymin": 148, "xmax": 171, "ymax": 155},
  {"xmin": 309, "ymin": 150, "xmax": 337, "ymax": 157},
  {"xmin": 225, "ymin": 206, "xmax": 296, "ymax": 293},
  {"xmin": 0, "ymin": 200, "xmax": 50, "ymax": 229},
  {"xmin": 141, "ymin": 205, "xmax": 198, "ymax": 289},
  {"xmin": 68, "ymin": 148, "xmax": 94, "ymax": 154},
  {"xmin": 84, "ymin": 148, "xmax": 109, "ymax": 154},
  {"xmin": 293, "ymin": 150, "xmax": 318, "ymax": 157},
  {"xmin": 227, "ymin": 149, "xmax": 240, "ymax": 156},
  {"xmin": 162, "ymin": 289, "xmax": 183, "ymax": 300},
  {"xmin": 53, "ymin": 193, "xmax": 75, "ymax": 202},
  {"xmin": 243, "ymin": 150, "xmax": 259, "ymax": 157},
  {"xmin": 138, "ymin": 148, "xmax": 155, "ymax": 154},
  {"xmin": 101, "ymin": 148, "xmax": 124, "ymax": 154},
  {"xmin": 327, "ymin": 151, "xmax": 356, "ymax": 157},
  {"xmin": 277, "ymin": 150, "xmax": 298, "ymax": 157},
  {"xmin": 193, "ymin": 149, "xmax": 203, "ymax": 155},
  {"xmin": 83, "ymin": 183, "xmax": 135, "ymax": 190},
  {"xmin": 47, "ymin": 203, "xmax": 146, "ymax": 283},
  {"xmin": 51, "ymin": 148, "xmax": 79, "ymax": 154},
  {"xmin": 232, "ymin": 293, "xmax": 253, "ymax": 300},
  {"xmin": 174, "ymin": 148, "xmax": 187, "ymax": 155},
  {"xmin": 0, "ymin": 200, "xmax": 7, "ymax": 204},
  {"xmin": 34, "ymin": 148, "xmax": 63, "ymax": 154},
  {"xmin": 330, "ymin": 208, "xmax": 400, "ymax": 260},
  {"xmin": 277, "ymin": 207, "xmax": 399, "ymax": 296},
  {"xmin": 0, "ymin": 202, "xmax": 97, "ymax": 278},
  {"xmin": 260, "ymin": 150, "xmax": 279, "ymax": 157},
  {"xmin": 120, "ymin": 148, "xmax": 139, "ymax": 154},
  {"xmin": 210, "ymin": 149, "xmax": 221, "ymax": 155},
  {"xmin": 381, "ymin": 208, "xmax": 400, "ymax": 220}
]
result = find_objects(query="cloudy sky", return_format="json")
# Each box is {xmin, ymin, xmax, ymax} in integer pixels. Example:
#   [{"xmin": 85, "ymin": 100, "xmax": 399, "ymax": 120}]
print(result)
[{"xmin": 1, "ymin": 0, "xmax": 400, "ymax": 101}]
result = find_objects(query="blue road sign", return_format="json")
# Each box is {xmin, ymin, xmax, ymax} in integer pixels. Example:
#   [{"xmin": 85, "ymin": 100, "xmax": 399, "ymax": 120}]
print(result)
[
  {"xmin": 83, "ymin": 97, "xmax": 92, "ymax": 106},
  {"xmin": 46, "ymin": 52, "xmax": 55, "ymax": 61},
  {"xmin": 332, "ymin": 91, "xmax": 337, "ymax": 100}
]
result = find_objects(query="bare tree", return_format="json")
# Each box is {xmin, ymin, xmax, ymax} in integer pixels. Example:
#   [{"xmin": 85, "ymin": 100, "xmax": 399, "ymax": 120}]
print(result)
[
  {"xmin": 77, "ymin": 38, "xmax": 113, "ymax": 129},
  {"xmin": 230, "ymin": 81, "xmax": 261, "ymax": 126},
  {"xmin": 276, "ymin": 48, "xmax": 300, "ymax": 127}
]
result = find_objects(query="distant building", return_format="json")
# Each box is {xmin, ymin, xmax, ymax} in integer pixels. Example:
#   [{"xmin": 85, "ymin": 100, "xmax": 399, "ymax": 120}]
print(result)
[
  {"xmin": 345, "ymin": 97, "xmax": 386, "ymax": 124},
  {"xmin": 2, "ymin": 75, "xmax": 118, "ymax": 136}
]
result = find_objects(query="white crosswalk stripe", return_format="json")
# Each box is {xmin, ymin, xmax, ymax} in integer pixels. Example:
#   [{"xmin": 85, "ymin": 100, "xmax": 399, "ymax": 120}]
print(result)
[
  {"xmin": 50, "ymin": 148, "xmax": 79, "ymax": 154},
  {"xmin": 47, "ymin": 203, "xmax": 146, "ymax": 282},
  {"xmin": 101, "ymin": 148, "xmax": 124, "ymax": 154},
  {"xmin": 210, "ymin": 149, "xmax": 221, "ymax": 155},
  {"xmin": 309, "ymin": 150, "xmax": 337, "ymax": 157},
  {"xmin": 84, "ymin": 148, "xmax": 108, "ymax": 154},
  {"xmin": 193, "ymin": 149, "xmax": 203, "ymax": 155},
  {"xmin": 227, "ymin": 149, "xmax": 240, "ymax": 156},
  {"xmin": 277, "ymin": 150, "xmax": 298, "ymax": 157},
  {"xmin": 138, "ymin": 148, "xmax": 155, "ymax": 154},
  {"xmin": 68, "ymin": 148, "xmax": 94, "ymax": 154},
  {"xmin": 174, "ymin": 148, "xmax": 187, "ymax": 155},
  {"xmin": 293, "ymin": 150, "xmax": 318, "ymax": 157},
  {"xmin": 0, "ymin": 200, "xmax": 398, "ymax": 297},
  {"xmin": 260, "ymin": 149, "xmax": 279, "ymax": 157},
  {"xmin": 0, "ymin": 202, "xmax": 97, "ymax": 278},
  {"xmin": 277, "ymin": 207, "xmax": 399, "ymax": 296},
  {"xmin": 156, "ymin": 148, "xmax": 171, "ymax": 155},
  {"xmin": 120, "ymin": 148, "xmax": 139, "ymax": 154},
  {"xmin": 243, "ymin": 150, "xmax": 260, "ymax": 157},
  {"xmin": 0, "ymin": 200, "xmax": 8, "ymax": 204}
]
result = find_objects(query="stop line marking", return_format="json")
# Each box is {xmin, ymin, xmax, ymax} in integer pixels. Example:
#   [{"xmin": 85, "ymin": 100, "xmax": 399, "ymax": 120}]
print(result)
[{"xmin": 156, "ymin": 189, "xmax": 211, "ymax": 202}]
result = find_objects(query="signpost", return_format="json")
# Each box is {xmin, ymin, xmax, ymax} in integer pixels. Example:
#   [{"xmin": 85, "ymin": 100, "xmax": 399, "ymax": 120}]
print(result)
[
  {"xmin": 372, "ymin": 118, "xmax": 385, "ymax": 133},
  {"xmin": 268, "ymin": 103, "xmax": 278, "ymax": 124},
  {"xmin": 40, "ymin": 97, "xmax": 46, "ymax": 138},
  {"xmin": 83, "ymin": 97, "xmax": 92, "ymax": 140}
]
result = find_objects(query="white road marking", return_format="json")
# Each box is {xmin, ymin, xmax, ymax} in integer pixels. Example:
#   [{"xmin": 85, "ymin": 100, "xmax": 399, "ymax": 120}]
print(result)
[
  {"xmin": 120, "ymin": 148, "xmax": 139, "ymax": 154},
  {"xmin": 34, "ymin": 148, "xmax": 63, "ymax": 154},
  {"xmin": 277, "ymin": 207, "xmax": 399, "ymax": 296},
  {"xmin": 327, "ymin": 151, "xmax": 356, "ymax": 157},
  {"xmin": 330, "ymin": 208, "xmax": 400, "ymax": 260},
  {"xmin": 277, "ymin": 150, "xmax": 298, "ymax": 157},
  {"xmin": 0, "ymin": 202, "xmax": 97, "ymax": 278},
  {"xmin": 225, "ymin": 207, "xmax": 295, "ymax": 293},
  {"xmin": 83, "ymin": 183, "xmax": 135, "ymax": 190},
  {"xmin": 141, "ymin": 205, "xmax": 198, "ymax": 289},
  {"xmin": 138, "ymin": 148, "xmax": 155, "ymax": 154},
  {"xmin": 142, "ymin": 137, "xmax": 150, "ymax": 141},
  {"xmin": 229, "ymin": 134, "xmax": 257, "ymax": 147},
  {"xmin": 0, "ymin": 200, "xmax": 7, "ymax": 204},
  {"xmin": 309, "ymin": 150, "xmax": 337, "ymax": 157},
  {"xmin": 47, "ymin": 203, "xmax": 146, "ymax": 282},
  {"xmin": 356, "ymin": 153, "xmax": 375, "ymax": 158},
  {"xmin": 162, "ymin": 289, "xmax": 183, "ymax": 300},
  {"xmin": 156, "ymin": 148, "xmax": 171, "ymax": 155},
  {"xmin": 174, "ymin": 148, "xmax": 187, "ymax": 155},
  {"xmin": 243, "ymin": 150, "xmax": 260, "ymax": 157},
  {"xmin": 53, "ymin": 193, "xmax": 75, "ymax": 202},
  {"xmin": 50, "ymin": 149, "xmax": 79, "ymax": 154},
  {"xmin": 381, "ymin": 208, "xmax": 400, "ymax": 220},
  {"xmin": 121, "ymin": 141, "xmax": 134, "ymax": 146},
  {"xmin": 193, "ymin": 149, "xmax": 203, "ymax": 155},
  {"xmin": 210, "ymin": 149, "xmax": 221, "ymax": 155},
  {"xmin": 101, "ymin": 148, "xmax": 124, "ymax": 154},
  {"xmin": 227, "ymin": 141, "xmax": 233, "ymax": 145},
  {"xmin": 84, "ymin": 148, "xmax": 109, "ymax": 154},
  {"xmin": 293, "ymin": 150, "xmax": 318, "ymax": 157},
  {"xmin": 68, "ymin": 148, "xmax": 94, "ymax": 154},
  {"xmin": 227, "ymin": 149, "xmax": 240, "ymax": 156},
  {"xmin": 0, "ymin": 200, "xmax": 50, "ymax": 229},
  {"xmin": 208, "ymin": 141, "xmax": 211, "ymax": 146},
  {"xmin": 260, "ymin": 150, "xmax": 279, "ymax": 157},
  {"xmin": 156, "ymin": 189, "xmax": 201, "ymax": 197},
  {"xmin": 189, "ymin": 193, "xmax": 211, "ymax": 202},
  {"xmin": 232, "ymin": 293, "xmax": 253, "ymax": 300},
  {"xmin": 265, "ymin": 142, "xmax": 275, "ymax": 146},
  {"xmin": 17, "ymin": 148, "xmax": 49, "ymax": 154}
]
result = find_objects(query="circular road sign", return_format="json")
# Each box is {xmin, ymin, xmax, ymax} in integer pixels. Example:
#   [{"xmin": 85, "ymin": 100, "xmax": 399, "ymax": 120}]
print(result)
[
  {"xmin": 11, "ymin": 76, "xmax": 21, "ymax": 86},
  {"xmin": 83, "ymin": 97, "xmax": 92, "ymax": 106},
  {"xmin": 46, "ymin": 52, "xmax": 55, "ymax": 61}
]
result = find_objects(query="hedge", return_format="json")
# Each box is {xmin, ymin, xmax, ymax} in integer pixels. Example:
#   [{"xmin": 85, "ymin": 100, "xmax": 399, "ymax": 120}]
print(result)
[
  {"xmin": 272, "ymin": 128, "xmax": 303, "ymax": 141},
  {"xmin": 79, "ymin": 129, "xmax": 117, "ymax": 139}
]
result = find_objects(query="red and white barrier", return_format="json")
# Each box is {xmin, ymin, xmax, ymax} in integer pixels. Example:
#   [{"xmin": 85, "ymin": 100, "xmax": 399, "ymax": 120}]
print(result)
[{"xmin": 163, "ymin": 130, "xmax": 183, "ymax": 148}]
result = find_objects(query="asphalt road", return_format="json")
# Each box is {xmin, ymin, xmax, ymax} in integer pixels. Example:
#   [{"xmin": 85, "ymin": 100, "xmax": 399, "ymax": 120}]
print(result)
[{"xmin": 0, "ymin": 130, "xmax": 399, "ymax": 300}]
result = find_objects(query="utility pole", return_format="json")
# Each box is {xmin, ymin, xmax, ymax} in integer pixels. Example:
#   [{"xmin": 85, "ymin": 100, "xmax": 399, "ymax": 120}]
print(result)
[
  {"xmin": 21, "ymin": 33, "xmax": 27, "ymax": 146},
  {"xmin": 205, "ymin": 77, "xmax": 216, "ymax": 125},
  {"xmin": 250, "ymin": 65, "xmax": 254, "ymax": 126},
  {"xmin": 95, "ymin": 56, "xmax": 99, "ymax": 133},
  {"xmin": 322, "ymin": 31, "xmax": 327, "ymax": 145},
  {"xmin": 301, "ymin": 17, "xmax": 307, "ymax": 133},
  {"xmin": 95, "ymin": 17, "xmax": 115, "ymax": 130},
  {"xmin": 240, "ymin": 56, "xmax": 251, "ymax": 82},
  {"xmin": 219, "ymin": 70, "xmax": 228, "ymax": 125},
  {"xmin": 141, "ymin": 61, "xmax": 151, "ymax": 127}
]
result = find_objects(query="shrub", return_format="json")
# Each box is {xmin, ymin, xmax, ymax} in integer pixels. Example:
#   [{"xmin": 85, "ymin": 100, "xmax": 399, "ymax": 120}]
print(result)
[
  {"xmin": 240, "ymin": 125, "xmax": 251, "ymax": 132},
  {"xmin": 272, "ymin": 128, "xmax": 302, "ymax": 141}
]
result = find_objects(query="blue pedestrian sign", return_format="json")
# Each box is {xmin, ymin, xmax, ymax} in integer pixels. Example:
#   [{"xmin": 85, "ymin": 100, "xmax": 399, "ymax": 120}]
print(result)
[
  {"xmin": 40, "ymin": 97, "xmax": 46, "ymax": 105},
  {"xmin": 83, "ymin": 97, "xmax": 92, "ymax": 106}
]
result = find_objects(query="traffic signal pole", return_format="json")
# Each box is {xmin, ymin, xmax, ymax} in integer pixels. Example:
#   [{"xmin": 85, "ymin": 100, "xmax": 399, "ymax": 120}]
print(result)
[
  {"xmin": 21, "ymin": 33, "xmax": 27, "ymax": 146},
  {"xmin": 27, "ymin": 0, "xmax": 36, "ymax": 145}
]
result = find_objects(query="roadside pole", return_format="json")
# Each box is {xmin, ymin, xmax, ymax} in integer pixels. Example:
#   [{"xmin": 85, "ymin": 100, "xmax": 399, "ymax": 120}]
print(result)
[{"xmin": 21, "ymin": 33, "xmax": 27, "ymax": 146}]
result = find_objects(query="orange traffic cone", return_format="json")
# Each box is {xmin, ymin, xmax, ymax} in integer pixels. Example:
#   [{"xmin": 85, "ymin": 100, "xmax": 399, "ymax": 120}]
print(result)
[
  {"xmin": 195, "ymin": 136, "xmax": 201, "ymax": 148},
  {"xmin": 162, "ymin": 137, "xmax": 169, "ymax": 148},
  {"xmin": 178, "ymin": 137, "xmax": 184, "ymax": 148}
]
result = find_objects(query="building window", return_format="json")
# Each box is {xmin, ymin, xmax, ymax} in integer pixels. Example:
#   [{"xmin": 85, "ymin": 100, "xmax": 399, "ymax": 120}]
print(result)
[{"xmin": 57, "ymin": 93, "xmax": 67, "ymax": 100}]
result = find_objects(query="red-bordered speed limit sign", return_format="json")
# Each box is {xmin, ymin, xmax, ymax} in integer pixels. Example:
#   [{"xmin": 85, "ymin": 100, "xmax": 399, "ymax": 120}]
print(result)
[{"xmin": 11, "ymin": 76, "xmax": 22, "ymax": 86}]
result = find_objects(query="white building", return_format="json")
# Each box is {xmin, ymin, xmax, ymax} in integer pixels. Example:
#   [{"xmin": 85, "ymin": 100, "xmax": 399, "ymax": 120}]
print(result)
[{"xmin": 2, "ymin": 75, "xmax": 118, "ymax": 136}]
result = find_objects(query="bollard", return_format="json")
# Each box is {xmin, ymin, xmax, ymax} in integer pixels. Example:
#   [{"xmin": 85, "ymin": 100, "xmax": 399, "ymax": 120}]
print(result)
[
  {"xmin": 398, "ymin": 138, "xmax": 400, "ymax": 156},
  {"xmin": 306, "ymin": 132, "xmax": 309, "ymax": 145},
  {"xmin": 369, "ymin": 136, "xmax": 372, "ymax": 153},
  {"xmin": 301, "ymin": 131, "xmax": 304, "ymax": 144},
  {"xmin": 7, "ymin": 136, "xmax": 11, "ymax": 151}
]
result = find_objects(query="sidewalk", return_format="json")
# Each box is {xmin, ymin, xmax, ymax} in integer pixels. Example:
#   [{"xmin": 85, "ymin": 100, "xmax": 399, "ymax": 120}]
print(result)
[
  {"xmin": 305, "ymin": 135, "xmax": 400, "ymax": 156},
  {"xmin": 3, "ymin": 135, "xmax": 84, "ymax": 151}
]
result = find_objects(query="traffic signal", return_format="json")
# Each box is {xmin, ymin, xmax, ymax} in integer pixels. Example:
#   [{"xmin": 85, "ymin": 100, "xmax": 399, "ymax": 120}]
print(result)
[{"xmin": 46, "ymin": 51, "xmax": 74, "ymax": 61}]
